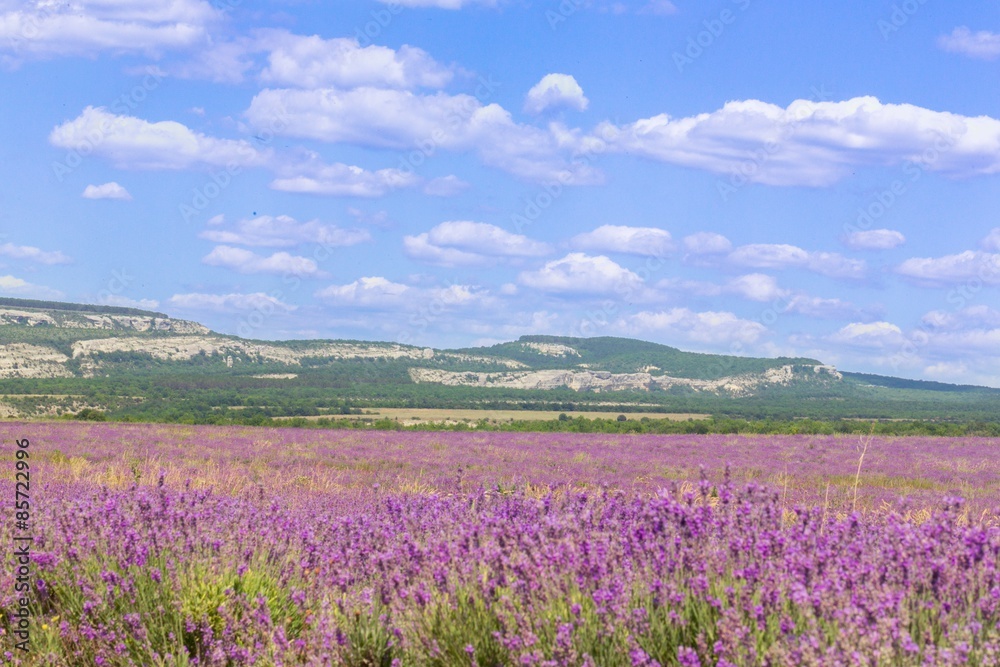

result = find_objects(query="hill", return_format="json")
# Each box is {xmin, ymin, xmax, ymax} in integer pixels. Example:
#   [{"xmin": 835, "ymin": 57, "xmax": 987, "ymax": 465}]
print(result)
[{"xmin": 0, "ymin": 300, "xmax": 998, "ymax": 423}]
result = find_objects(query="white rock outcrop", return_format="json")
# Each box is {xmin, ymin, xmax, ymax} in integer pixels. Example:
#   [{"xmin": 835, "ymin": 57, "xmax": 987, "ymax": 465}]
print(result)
[
  {"xmin": 0, "ymin": 344, "xmax": 73, "ymax": 378},
  {"xmin": 408, "ymin": 363, "xmax": 838, "ymax": 397}
]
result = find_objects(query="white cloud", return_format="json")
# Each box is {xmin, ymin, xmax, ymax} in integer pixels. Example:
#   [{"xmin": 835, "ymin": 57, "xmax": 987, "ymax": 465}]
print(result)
[
  {"xmin": 403, "ymin": 234, "xmax": 487, "ymax": 267},
  {"xmin": 980, "ymin": 228, "xmax": 1000, "ymax": 252},
  {"xmin": 427, "ymin": 221, "xmax": 550, "ymax": 257},
  {"xmin": 50, "ymin": 106, "xmax": 270, "ymax": 170},
  {"xmin": 727, "ymin": 273, "xmax": 788, "ymax": 302},
  {"xmin": 202, "ymin": 246, "xmax": 324, "ymax": 277},
  {"xmin": 844, "ymin": 229, "xmax": 905, "ymax": 250},
  {"xmin": 316, "ymin": 276, "xmax": 410, "ymax": 308},
  {"xmin": 259, "ymin": 32, "xmax": 453, "ymax": 90},
  {"xmin": 896, "ymin": 250, "xmax": 1000, "ymax": 286},
  {"xmin": 784, "ymin": 295, "xmax": 872, "ymax": 320},
  {"xmin": 168, "ymin": 292, "xmax": 295, "ymax": 313},
  {"xmin": 376, "ymin": 0, "xmax": 501, "ymax": 7},
  {"xmin": 923, "ymin": 361, "xmax": 970, "ymax": 382},
  {"xmin": 270, "ymin": 161, "xmax": 419, "ymax": 197},
  {"xmin": 638, "ymin": 0, "xmax": 678, "ymax": 15},
  {"xmin": 595, "ymin": 96, "xmax": 1000, "ymax": 186},
  {"xmin": 727, "ymin": 244, "xmax": 866, "ymax": 279},
  {"xmin": 518, "ymin": 253, "xmax": 642, "ymax": 295},
  {"xmin": 245, "ymin": 87, "xmax": 602, "ymax": 184},
  {"xmin": 99, "ymin": 294, "xmax": 160, "ymax": 310},
  {"xmin": 0, "ymin": 275, "xmax": 64, "ymax": 300},
  {"xmin": 682, "ymin": 232, "xmax": 732, "ymax": 255},
  {"xmin": 404, "ymin": 221, "xmax": 550, "ymax": 266},
  {"xmin": 82, "ymin": 182, "xmax": 132, "ymax": 200},
  {"xmin": 938, "ymin": 27, "xmax": 1000, "ymax": 60},
  {"xmin": 0, "ymin": 243, "xmax": 70, "ymax": 265},
  {"xmin": 828, "ymin": 321, "xmax": 906, "ymax": 348},
  {"xmin": 316, "ymin": 276, "xmax": 489, "ymax": 312},
  {"xmin": 199, "ymin": 215, "xmax": 370, "ymax": 248},
  {"xmin": 524, "ymin": 73, "xmax": 589, "ymax": 115},
  {"xmin": 570, "ymin": 225, "xmax": 673, "ymax": 257},
  {"xmin": 424, "ymin": 175, "xmax": 470, "ymax": 197},
  {"xmin": 0, "ymin": 0, "xmax": 217, "ymax": 62},
  {"xmin": 618, "ymin": 308, "xmax": 767, "ymax": 346},
  {"xmin": 921, "ymin": 306, "xmax": 1000, "ymax": 331}
]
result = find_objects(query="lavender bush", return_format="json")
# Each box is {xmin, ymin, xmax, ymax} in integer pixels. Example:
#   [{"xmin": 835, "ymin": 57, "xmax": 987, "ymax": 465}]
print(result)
[{"xmin": 1, "ymin": 423, "xmax": 998, "ymax": 665}]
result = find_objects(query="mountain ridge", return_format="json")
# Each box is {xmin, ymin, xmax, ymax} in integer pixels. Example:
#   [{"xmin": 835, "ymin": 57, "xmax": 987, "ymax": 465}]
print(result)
[{"xmin": 1, "ymin": 299, "xmax": 998, "ymax": 422}]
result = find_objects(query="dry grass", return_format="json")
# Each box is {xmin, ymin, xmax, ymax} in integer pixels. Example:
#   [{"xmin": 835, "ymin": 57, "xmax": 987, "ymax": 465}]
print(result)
[{"xmin": 273, "ymin": 407, "xmax": 710, "ymax": 426}]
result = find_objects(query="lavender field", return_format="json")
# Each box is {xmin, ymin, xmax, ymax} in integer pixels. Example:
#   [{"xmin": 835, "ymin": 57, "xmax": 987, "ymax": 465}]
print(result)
[{"xmin": 2, "ymin": 423, "xmax": 1000, "ymax": 665}]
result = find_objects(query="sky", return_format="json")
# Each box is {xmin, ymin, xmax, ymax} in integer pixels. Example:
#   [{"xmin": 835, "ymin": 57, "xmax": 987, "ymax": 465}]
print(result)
[{"xmin": 1, "ymin": 1, "xmax": 999, "ymax": 386}]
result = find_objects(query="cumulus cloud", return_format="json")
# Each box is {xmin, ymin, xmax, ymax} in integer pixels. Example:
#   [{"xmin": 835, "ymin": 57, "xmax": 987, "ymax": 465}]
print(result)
[
  {"xmin": 50, "ymin": 106, "xmax": 270, "ymax": 170},
  {"xmin": 0, "ymin": 243, "xmax": 70, "ymax": 265},
  {"xmin": 202, "ymin": 246, "xmax": 324, "ymax": 277},
  {"xmin": 617, "ymin": 308, "xmax": 767, "ymax": 346},
  {"xmin": 199, "ymin": 215, "xmax": 371, "ymax": 248},
  {"xmin": 594, "ymin": 96, "xmax": 1000, "ymax": 186},
  {"xmin": 403, "ymin": 235, "xmax": 487, "ymax": 267},
  {"xmin": 844, "ymin": 229, "xmax": 905, "ymax": 250},
  {"xmin": 259, "ymin": 32, "xmax": 453, "ymax": 89},
  {"xmin": 316, "ymin": 276, "xmax": 410, "ymax": 308},
  {"xmin": 518, "ymin": 253, "xmax": 643, "ymax": 295},
  {"xmin": 524, "ymin": 74, "xmax": 589, "ymax": 115},
  {"xmin": 896, "ymin": 250, "xmax": 1000, "ymax": 286},
  {"xmin": 726, "ymin": 273, "xmax": 788, "ymax": 302},
  {"xmin": 938, "ymin": 27, "xmax": 1000, "ymax": 60},
  {"xmin": 570, "ymin": 225, "xmax": 673, "ymax": 257},
  {"xmin": 0, "ymin": 0, "xmax": 217, "ymax": 62},
  {"xmin": 98, "ymin": 294, "xmax": 160, "ymax": 310},
  {"xmin": 423, "ymin": 175, "xmax": 470, "ymax": 197},
  {"xmin": 827, "ymin": 321, "xmax": 906, "ymax": 348},
  {"xmin": 245, "ymin": 87, "xmax": 602, "ymax": 184},
  {"xmin": 316, "ymin": 276, "xmax": 489, "ymax": 312},
  {"xmin": 270, "ymin": 161, "xmax": 420, "ymax": 197},
  {"xmin": 783, "ymin": 295, "xmax": 874, "ymax": 320},
  {"xmin": 682, "ymin": 232, "xmax": 732, "ymax": 255},
  {"xmin": 727, "ymin": 244, "xmax": 866, "ymax": 279},
  {"xmin": 921, "ymin": 306, "xmax": 1000, "ymax": 331},
  {"xmin": 638, "ymin": 0, "xmax": 678, "ymax": 15},
  {"xmin": 980, "ymin": 228, "xmax": 1000, "ymax": 252},
  {"xmin": 375, "ymin": 0, "xmax": 501, "ymax": 7},
  {"xmin": 82, "ymin": 182, "xmax": 132, "ymax": 200},
  {"xmin": 0, "ymin": 275, "xmax": 64, "ymax": 300},
  {"xmin": 168, "ymin": 292, "xmax": 296, "ymax": 313},
  {"xmin": 404, "ymin": 221, "xmax": 550, "ymax": 267}
]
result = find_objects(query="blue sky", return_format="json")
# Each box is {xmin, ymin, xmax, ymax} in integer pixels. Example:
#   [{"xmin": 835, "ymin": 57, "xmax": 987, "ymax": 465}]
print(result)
[{"xmin": 1, "ymin": 0, "xmax": 1000, "ymax": 386}]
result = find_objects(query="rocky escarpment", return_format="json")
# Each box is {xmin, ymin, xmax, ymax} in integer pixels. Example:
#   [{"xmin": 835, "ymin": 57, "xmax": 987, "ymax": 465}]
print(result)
[
  {"xmin": 0, "ymin": 344, "xmax": 73, "ymax": 378},
  {"xmin": 409, "ymin": 364, "xmax": 842, "ymax": 397},
  {"xmin": 0, "ymin": 308, "xmax": 208, "ymax": 334}
]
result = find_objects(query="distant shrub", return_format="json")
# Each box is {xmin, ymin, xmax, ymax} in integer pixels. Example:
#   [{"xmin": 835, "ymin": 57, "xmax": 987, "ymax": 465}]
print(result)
[{"xmin": 74, "ymin": 408, "xmax": 107, "ymax": 421}]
